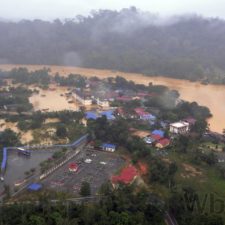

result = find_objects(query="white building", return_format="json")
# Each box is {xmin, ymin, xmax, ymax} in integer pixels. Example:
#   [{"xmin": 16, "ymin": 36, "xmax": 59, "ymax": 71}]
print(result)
[
  {"xmin": 169, "ymin": 121, "xmax": 190, "ymax": 134},
  {"xmin": 96, "ymin": 98, "xmax": 110, "ymax": 108},
  {"xmin": 73, "ymin": 92, "xmax": 92, "ymax": 106}
]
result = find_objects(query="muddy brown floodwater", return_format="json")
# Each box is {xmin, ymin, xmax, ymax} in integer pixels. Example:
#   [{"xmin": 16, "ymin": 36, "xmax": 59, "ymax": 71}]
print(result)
[
  {"xmin": 29, "ymin": 85, "xmax": 79, "ymax": 111},
  {"xmin": 1, "ymin": 64, "xmax": 225, "ymax": 133}
]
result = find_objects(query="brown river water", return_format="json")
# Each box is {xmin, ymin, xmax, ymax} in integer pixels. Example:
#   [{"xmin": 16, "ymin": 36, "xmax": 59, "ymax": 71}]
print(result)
[{"xmin": 0, "ymin": 64, "xmax": 225, "ymax": 133}]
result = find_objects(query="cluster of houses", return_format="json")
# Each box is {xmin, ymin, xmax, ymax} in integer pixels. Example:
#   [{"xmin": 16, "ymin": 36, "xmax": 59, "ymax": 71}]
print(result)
[
  {"xmin": 115, "ymin": 107, "xmax": 157, "ymax": 123},
  {"xmin": 73, "ymin": 78, "xmax": 157, "ymax": 109},
  {"xmin": 73, "ymin": 89, "xmax": 112, "ymax": 108},
  {"xmin": 143, "ymin": 130, "xmax": 170, "ymax": 149}
]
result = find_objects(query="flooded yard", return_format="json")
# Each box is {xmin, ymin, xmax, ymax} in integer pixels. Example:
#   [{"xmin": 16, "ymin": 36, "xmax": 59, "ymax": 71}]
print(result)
[
  {"xmin": 0, "ymin": 119, "xmax": 33, "ymax": 144},
  {"xmin": 29, "ymin": 86, "xmax": 79, "ymax": 112}
]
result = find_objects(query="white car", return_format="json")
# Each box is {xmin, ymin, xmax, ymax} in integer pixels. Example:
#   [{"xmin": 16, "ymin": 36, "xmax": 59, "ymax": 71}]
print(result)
[
  {"xmin": 0, "ymin": 176, "xmax": 4, "ymax": 182},
  {"xmin": 100, "ymin": 161, "xmax": 107, "ymax": 165},
  {"xmin": 84, "ymin": 159, "xmax": 92, "ymax": 164}
]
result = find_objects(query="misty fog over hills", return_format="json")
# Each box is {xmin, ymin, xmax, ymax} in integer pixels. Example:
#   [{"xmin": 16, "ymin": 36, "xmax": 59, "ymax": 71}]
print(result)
[{"xmin": 1, "ymin": 7, "xmax": 225, "ymax": 83}]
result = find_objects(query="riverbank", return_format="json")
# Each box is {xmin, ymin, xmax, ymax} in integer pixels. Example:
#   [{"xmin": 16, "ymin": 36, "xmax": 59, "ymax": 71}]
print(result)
[{"xmin": 1, "ymin": 64, "xmax": 225, "ymax": 133}]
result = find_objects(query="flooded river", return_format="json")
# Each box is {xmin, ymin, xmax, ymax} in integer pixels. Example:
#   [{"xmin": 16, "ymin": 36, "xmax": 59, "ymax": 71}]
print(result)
[{"xmin": 1, "ymin": 64, "xmax": 225, "ymax": 133}]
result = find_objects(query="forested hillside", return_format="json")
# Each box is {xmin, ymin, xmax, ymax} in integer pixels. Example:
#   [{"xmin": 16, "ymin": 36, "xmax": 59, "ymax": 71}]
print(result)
[{"xmin": 1, "ymin": 7, "xmax": 225, "ymax": 83}]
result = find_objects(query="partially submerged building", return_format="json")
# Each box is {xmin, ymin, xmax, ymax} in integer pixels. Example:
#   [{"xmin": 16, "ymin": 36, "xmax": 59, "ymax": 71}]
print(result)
[
  {"xmin": 96, "ymin": 98, "xmax": 110, "ymax": 108},
  {"xmin": 73, "ymin": 90, "xmax": 92, "ymax": 106}
]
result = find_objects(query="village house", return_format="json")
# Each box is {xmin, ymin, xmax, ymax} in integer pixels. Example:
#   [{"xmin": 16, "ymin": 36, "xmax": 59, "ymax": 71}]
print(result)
[
  {"xmin": 101, "ymin": 143, "xmax": 116, "ymax": 152},
  {"xmin": 152, "ymin": 130, "xmax": 165, "ymax": 138},
  {"xmin": 155, "ymin": 138, "xmax": 170, "ymax": 149},
  {"xmin": 115, "ymin": 107, "xmax": 126, "ymax": 118},
  {"xmin": 169, "ymin": 121, "xmax": 190, "ymax": 134},
  {"xmin": 96, "ymin": 98, "xmax": 110, "ymax": 107},
  {"xmin": 85, "ymin": 111, "xmax": 98, "ymax": 120},
  {"xmin": 73, "ymin": 90, "xmax": 92, "ymax": 106},
  {"xmin": 68, "ymin": 163, "xmax": 78, "ymax": 172},
  {"xmin": 116, "ymin": 96, "xmax": 133, "ymax": 102},
  {"xmin": 111, "ymin": 165, "xmax": 138, "ymax": 188},
  {"xmin": 101, "ymin": 110, "xmax": 115, "ymax": 120},
  {"xmin": 134, "ymin": 107, "xmax": 156, "ymax": 121},
  {"xmin": 151, "ymin": 134, "xmax": 163, "ymax": 142}
]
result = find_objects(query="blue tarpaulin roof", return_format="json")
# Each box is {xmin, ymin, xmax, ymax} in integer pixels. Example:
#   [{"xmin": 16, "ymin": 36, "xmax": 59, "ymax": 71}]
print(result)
[
  {"xmin": 101, "ymin": 110, "xmax": 115, "ymax": 120},
  {"xmin": 85, "ymin": 112, "xmax": 98, "ymax": 120},
  {"xmin": 28, "ymin": 183, "xmax": 42, "ymax": 191},
  {"xmin": 152, "ymin": 130, "xmax": 165, "ymax": 137},
  {"xmin": 101, "ymin": 143, "xmax": 116, "ymax": 149}
]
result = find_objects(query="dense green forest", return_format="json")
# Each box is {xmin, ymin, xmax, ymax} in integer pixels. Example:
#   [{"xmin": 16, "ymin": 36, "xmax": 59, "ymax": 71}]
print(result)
[{"xmin": 1, "ymin": 7, "xmax": 225, "ymax": 83}]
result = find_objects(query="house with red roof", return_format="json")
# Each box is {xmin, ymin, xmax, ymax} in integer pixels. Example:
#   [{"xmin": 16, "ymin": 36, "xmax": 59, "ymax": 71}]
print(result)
[
  {"xmin": 116, "ymin": 96, "xmax": 133, "ymax": 102},
  {"xmin": 116, "ymin": 107, "xmax": 126, "ymax": 118},
  {"xmin": 69, "ymin": 163, "xmax": 78, "ymax": 172},
  {"xmin": 151, "ymin": 134, "xmax": 162, "ymax": 142},
  {"xmin": 134, "ymin": 107, "xmax": 156, "ymax": 121},
  {"xmin": 111, "ymin": 165, "xmax": 138, "ymax": 187},
  {"xmin": 155, "ymin": 138, "xmax": 170, "ymax": 149}
]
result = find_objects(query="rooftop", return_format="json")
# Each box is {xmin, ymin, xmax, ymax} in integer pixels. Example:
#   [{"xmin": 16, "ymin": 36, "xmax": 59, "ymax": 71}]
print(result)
[
  {"xmin": 152, "ymin": 130, "xmax": 165, "ymax": 137},
  {"xmin": 151, "ymin": 134, "xmax": 162, "ymax": 141},
  {"xmin": 100, "ymin": 110, "xmax": 115, "ymax": 120},
  {"xmin": 69, "ymin": 163, "xmax": 78, "ymax": 170},
  {"xmin": 101, "ymin": 143, "xmax": 116, "ymax": 149},
  {"xmin": 157, "ymin": 138, "xmax": 170, "ymax": 147},
  {"xmin": 170, "ymin": 121, "xmax": 189, "ymax": 128},
  {"xmin": 27, "ymin": 183, "xmax": 42, "ymax": 191},
  {"xmin": 112, "ymin": 165, "xmax": 138, "ymax": 185},
  {"xmin": 85, "ymin": 111, "xmax": 98, "ymax": 120}
]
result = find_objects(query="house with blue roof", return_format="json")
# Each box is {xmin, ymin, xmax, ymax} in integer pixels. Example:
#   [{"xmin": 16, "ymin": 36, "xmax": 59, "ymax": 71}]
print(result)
[
  {"xmin": 152, "ymin": 130, "xmax": 165, "ymax": 138},
  {"xmin": 101, "ymin": 143, "xmax": 116, "ymax": 152},
  {"xmin": 85, "ymin": 111, "xmax": 98, "ymax": 120},
  {"xmin": 101, "ymin": 110, "xmax": 115, "ymax": 120}
]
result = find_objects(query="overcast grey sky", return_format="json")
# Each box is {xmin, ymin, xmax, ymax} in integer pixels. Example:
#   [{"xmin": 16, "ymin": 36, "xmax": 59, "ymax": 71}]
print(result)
[{"xmin": 1, "ymin": 0, "xmax": 225, "ymax": 20}]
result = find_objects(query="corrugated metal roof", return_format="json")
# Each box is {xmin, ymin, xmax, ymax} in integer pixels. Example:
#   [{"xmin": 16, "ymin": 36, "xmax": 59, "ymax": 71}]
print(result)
[
  {"xmin": 152, "ymin": 130, "xmax": 165, "ymax": 137},
  {"xmin": 101, "ymin": 110, "xmax": 115, "ymax": 120},
  {"xmin": 85, "ymin": 112, "xmax": 98, "ymax": 120},
  {"xmin": 28, "ymin": 183, "xmax": 42, "ymax": 191},
  {"xmin": 101, "ymin": 143, "xmax": 116, "ymax": 149}
]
